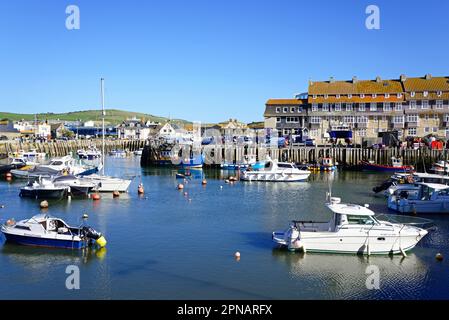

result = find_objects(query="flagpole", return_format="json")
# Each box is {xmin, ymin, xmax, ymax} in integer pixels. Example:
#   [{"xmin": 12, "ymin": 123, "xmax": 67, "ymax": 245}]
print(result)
[{"xmin": 101, "ymin": 78, "xmax": 105, "ymax": 175}]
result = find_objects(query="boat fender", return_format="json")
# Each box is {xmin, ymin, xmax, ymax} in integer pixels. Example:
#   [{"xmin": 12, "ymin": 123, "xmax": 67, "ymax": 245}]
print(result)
[{"xmin": 96, "ymin": 236, "xmax": 107, "ymax": 248}]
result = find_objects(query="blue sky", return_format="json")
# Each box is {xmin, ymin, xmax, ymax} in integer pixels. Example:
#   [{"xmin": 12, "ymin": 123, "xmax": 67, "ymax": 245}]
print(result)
[{"xmin": 0, "ymin": 0, "xmax": 448, "ymax": 123}]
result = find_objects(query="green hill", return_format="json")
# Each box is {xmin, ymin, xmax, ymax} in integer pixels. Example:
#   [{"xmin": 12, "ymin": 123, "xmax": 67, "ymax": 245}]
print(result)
[{"xmin": 0, "ymin": 109, "xmax": 189, "ymax": 125}]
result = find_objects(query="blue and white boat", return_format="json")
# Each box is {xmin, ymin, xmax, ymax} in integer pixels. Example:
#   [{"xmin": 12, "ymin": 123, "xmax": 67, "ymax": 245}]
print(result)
[
  {"xmin": 178, "ymin": 153, "xmax": 204, "ymax": 169},
  {"xmin": 221, "ymin": 155, "xmax": 265, "ymax": 170},
  {"xmin": 1, "ymin": 214, "xmax": 107, "ymax": 249}
]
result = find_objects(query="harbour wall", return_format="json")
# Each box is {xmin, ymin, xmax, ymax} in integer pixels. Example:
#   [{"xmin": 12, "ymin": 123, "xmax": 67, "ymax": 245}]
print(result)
[
  {"xmin": 141, "ymin": 144, "xmax": 449, "ymax": 170},
  {"xmin": 0, "ymin": 139, "xmax": 146, "ymax": 158}
]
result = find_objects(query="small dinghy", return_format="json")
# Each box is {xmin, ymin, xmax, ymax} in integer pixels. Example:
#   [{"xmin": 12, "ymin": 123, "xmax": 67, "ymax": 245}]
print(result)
[
  {"xmin": 1, "ymin": 214, "xmax": 106, "ymax": 249},
  {"xmin": 272, "ymin": 194, "xmax": 428, "ymax": 255}
]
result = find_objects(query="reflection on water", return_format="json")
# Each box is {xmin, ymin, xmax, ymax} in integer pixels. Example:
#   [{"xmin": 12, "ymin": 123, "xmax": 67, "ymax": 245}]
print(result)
[{"xmin": 271, "ymin": 249, "xmax": 430, "ymax": 299}]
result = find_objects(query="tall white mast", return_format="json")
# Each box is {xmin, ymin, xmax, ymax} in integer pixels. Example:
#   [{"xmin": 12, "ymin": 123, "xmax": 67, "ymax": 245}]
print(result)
[{"xmin": 101, "ymin": 78, "xmax": 105, "ymax": 175}]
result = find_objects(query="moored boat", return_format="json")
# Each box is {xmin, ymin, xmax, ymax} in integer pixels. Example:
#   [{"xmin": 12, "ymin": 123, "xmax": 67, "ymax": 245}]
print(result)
[
  {"xmin": 360, "ymin": 157, "xmax": 413, "ymax": 172},
  {"xmin": 19, "ymin": 178, "xmax": 69, "ymax": 199},
  {"xmin": 241, "ymin": 158, "xmax": 310, "ymax": 182},
  {"xmin": 1, "ymin": 214, "xmax": 106, "ymax": 249},
  {"xmin": 273, "ymin": 194, "xmax": 428, "ymax": 255}
]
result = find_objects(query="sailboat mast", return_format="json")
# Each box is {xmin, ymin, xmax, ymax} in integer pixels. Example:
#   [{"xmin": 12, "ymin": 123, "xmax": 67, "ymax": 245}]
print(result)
[{"xmin": 101, "ymin": 78, "xmax": 105, "ymax": 175}]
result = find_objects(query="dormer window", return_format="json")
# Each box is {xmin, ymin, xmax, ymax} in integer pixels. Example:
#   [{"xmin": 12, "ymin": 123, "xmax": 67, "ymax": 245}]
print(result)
[
  {"xmin": 290, "ymin": 107, "xmax": 295, "ymax": 113},
  {"xmin": 437, "ymin": 91, "xmax": 442, "ymax": 97},
  {"xmin": 283, "ymin": 107, "xmax": 288, "ymax": 113},
  {"xmin": 360, "ymin": 94, "xmax": 365, "ymax": 99},
  {"xmin": 385, "ymin": 93, "xmax": 390, "ymax": 98},
  {"xmin": 348, "ymin": 94, "xmax": 352, "ymax": 99},
  {"xmin": 275, "ymin": 107, "xmax": 281, "ymax": 113},
  {"xmin": 372, "ymin": 94, "xmax": 377, "ymax": 98},
  {"xmin": 423, "ymin": 91, "xmax": 429, "ymax": 97},
  {"xmin": 397, "ymin": 93, "xmax": 402, "ymax": 98},
  {"xmin": 411, "ymin": 91, "xmax": 416, "ymax": 97},
  {"xmin": 336, "ymin": 94, "xmax": 340, "ymax": 99},
  {"xmin": 324, "ymin": 94, "xmax": 329, "ymax": 99},
  {"xmin": 312, "ymin": 95, "xmax": 317, "ymax": 99}
]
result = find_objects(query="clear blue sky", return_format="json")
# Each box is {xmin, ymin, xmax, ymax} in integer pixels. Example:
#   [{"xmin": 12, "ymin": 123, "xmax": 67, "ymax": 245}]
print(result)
[{"xmin": 1, "ymin": 0, "xmax": 448, "ymax": 123}]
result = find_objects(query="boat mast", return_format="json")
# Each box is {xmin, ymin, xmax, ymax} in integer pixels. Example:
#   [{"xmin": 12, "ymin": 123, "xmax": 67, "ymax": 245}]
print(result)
[{"xmin": 101, "ymin": 78, "xmax": 105, "ymax": 175}]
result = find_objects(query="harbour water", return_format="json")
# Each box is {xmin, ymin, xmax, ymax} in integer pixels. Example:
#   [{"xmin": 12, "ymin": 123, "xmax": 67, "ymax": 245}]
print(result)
[{"xmin": 1, "ymin": 156, "xmax": 449, "ymax": 299}]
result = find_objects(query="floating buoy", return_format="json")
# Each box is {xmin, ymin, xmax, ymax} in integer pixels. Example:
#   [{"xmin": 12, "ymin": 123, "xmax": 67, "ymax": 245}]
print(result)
[
  {"xmin": 436, "ymin": 253, "xmax": 444, "ymax": 261},
  {"xmin": 220, "ymin": 186, "xmax": 223, "ymax": 189},
  {"xmin": 183, "ymin": 192, "xmax": 188, "ymax": 197},
  {"xmin": 112, "ymin": 190, "xmax": 120, "ymax": 198},
  {"xmin": 138, "ymin": 183, "xmax": 144, "ymax": 194},
  {"xmin": 0, "ymin": 205, "xmax": 4, "ymax": 209},
  {"xmin": 225, "ymin": 179, "xmax": 230, "ymax": 184},
  {"xmin": 40, "ymin": 200, "xmax": 49, "ymax": 209},
  {"xmin": 177, "ymin": 183, "xmax": 184, "ymax": 190},
  {"xmin": 202, "ymin": 179, "xmax": 207, "ymax": 185},
  {"xmin": 5, "ymin": 172, "xmax": 12, "ymax": 179},
  {"xmin": 235, "ymin": 251, "xmax": 241, "ymax": 261},
  {"xmin": 92, "ymin": 193, "xmax": 101, "ymax": 201},
  {"xmin": 82, "ymin": 213, "xmax": 89, "ymax": 220}
]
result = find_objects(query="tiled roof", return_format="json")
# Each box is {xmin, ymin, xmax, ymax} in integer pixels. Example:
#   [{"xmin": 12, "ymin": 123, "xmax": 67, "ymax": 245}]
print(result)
[
  {"xmin": 402, "ymin": 76, "xmax": 449, "ymax": 92},
  {"xmin": 309, "ymin": 79, "xmax": 403, "ymax": 95},
  {"xmin": 266, "ymin": 99, "xmax": 307, "ymax": 105}
]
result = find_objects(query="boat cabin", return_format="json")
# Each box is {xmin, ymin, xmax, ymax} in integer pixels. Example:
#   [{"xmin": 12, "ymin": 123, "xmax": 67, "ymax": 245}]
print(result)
[
  {"xmin": 396, "ymin": 183, "xmax": 449, "ymax": 201},
  {"xmin": 391, "ymin": 157, "xmax": 404, "ymax": 168}
]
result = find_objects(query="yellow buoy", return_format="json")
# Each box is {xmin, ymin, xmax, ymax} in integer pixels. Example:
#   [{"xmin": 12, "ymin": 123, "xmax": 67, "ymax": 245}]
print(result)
[{"xmin": 96, "ymin": 235, "xmax": 107, "ymax": 248}]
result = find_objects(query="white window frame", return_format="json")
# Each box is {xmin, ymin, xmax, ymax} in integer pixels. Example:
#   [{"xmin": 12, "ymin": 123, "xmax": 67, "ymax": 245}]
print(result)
[
  {"xmin": 310, "ymin": 116, "xmax": 321, "ymax": 124},
  {"xmin": 336, "ymin": 94, "xmax": 341, "ymax": 99},
  {"xmin": 383, "ymin": 102, "xmax": 391, "ymax": 111},
  {"xmin": 334, "ymin": 103, "xmax": 342, "ymax": 111},
  {"xmin": 407, "ymin": 128, "xmax": 417, "ymax": 136},
  {"xmin": 283, "ymin": 107, "xmax": 288, "ymax": 113},
  {"xmin": 411, "ymin": 92, "xmax": 416, "ymax": 97},
  {"xmin": 421, "ymin": 100, "xmax": 429, "ymax": 109},
  {"xmin": 360, "ymin": 94, "xmax": 365, "ymax": 99},
  {"xmin": 276, "ymin": 117, "xmax": 281, "ymax": 123},
  {"xmin": 290, "ymin": 107, "xmax": 295, "ymax": 113},
  {"xmin": 312, "ymin": 104, "xmax": 318, "ymax": 112},
  {"xmin": 372, "ymin": 94, "xmax": 377, "ymax": 99},
  {"xmin": 358, "ymin": 103, "xmax": 366, "ymax": 112},
  {"xmin": 397, "ymin": 93, "xmax": 402, "ymax": 98},
  {"xmin": 275, "ymin": 107, "xmax": 281, "ymax": 113},
  {"xmin": 370, "ymin": 103, "xmax": 377, "ymax": 111},
  {"xmin": 385, "ymin": 93, "xmax": 390, "ymax": 98},
  {"xmin": 395, "ymin": 102, "xmax": 403, "ymax": 111},
  {"xmin": 346, "ymin": 103, "xmax": 353, "ymax": 111},
  {"xmin": 312, "ymin": 95, "xmax": 317, "ymax": 99},
  {"xmin": 358, "ymin": 129, "xmax": 366, "ymax": 137},
  {"xmin": 392, "ymin": 115, "xmax": 404, "ymax": 124},
  {"xmin": 322, "ymin": 103, "xmax": 329, "ymax": 112},
  {"xmin": 356, "ymin": 116, "xmax": 368, "ymax": 123},
  {"xmin": 436, "ymin": 100, "xmax": 443, "ymax": 109},
  {"xmin": 409, "ymin": 101, "xmax": 417, "ymax": 110},
  {"xmin": 437, "ymin": 91, "xmax": 442, "ymax": 97},
  {"xmin": 423, "ymin": 91, "xmax": 429, "ymax": 97},
  {"xmin": 407, "ymin": 114, "xmax": 419, "ymax": 123},
  {"xmin": 348, "ymin": 94, "xmax": 353, "ymax": 99}
]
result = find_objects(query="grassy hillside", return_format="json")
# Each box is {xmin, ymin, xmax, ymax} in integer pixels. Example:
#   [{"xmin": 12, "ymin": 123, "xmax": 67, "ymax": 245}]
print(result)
[{"xmin": 0, "ymin": 109, "xmax": 189, "ymax": 125}]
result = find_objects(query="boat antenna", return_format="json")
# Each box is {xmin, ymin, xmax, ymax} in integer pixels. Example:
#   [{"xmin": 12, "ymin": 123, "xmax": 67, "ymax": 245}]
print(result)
[{"xmin": 101, "ymin": 78, "xmax": 105, "ymax": 176}]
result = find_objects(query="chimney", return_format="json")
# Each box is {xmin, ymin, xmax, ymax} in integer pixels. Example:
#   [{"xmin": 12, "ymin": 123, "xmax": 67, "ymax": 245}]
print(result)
[
  {"xmin": 329, "ymin": 76, "xmax": 335, "ymax": 83},
  {"xmin": 352, "ymin": 76, "xmax": 358, "ymax": 83},
  {"xmin": 376, "ymin": 76, "xmax": 381, "ymax": 83},
  {"xmin": 425, "ymin": 73, "xmax": 432, "ymax": 80},
  {"xmin": 400, "ymin": 74, "xmax": 407, "ymax": 82}
]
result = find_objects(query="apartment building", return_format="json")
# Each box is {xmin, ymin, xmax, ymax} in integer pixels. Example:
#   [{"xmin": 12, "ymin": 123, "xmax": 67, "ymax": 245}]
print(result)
[{"xmin": 264, "ymin": 75, "xmax": 449, "ymax": 144}]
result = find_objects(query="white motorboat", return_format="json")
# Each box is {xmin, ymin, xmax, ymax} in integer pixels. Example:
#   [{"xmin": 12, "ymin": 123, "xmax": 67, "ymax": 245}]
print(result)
[
  {"xmin": 10, "ymin": 155, "xmax": 98, "ymax": 179},
  {"xmin": 431, "ymin": 160, "xmax": 449, "ymax": 174},
  {"xmin": 241, "ymin": 158, "xmax": 310, "ymax": 182},
  {"xmin": 273, "ymin": 195, "xmax": 428, "ymax": 255},
  {"xmin": 77, "ymin": 147, "xmax": 101, "ymax": 160},
  {"xmin": 388, "ymin": 182, "xmax": 449, "ymax": 214},
  {"xmin": 52, "ymin": 175, "xmax": 99, "ymax": 196},
  {"xmin": 384, "ymin": 172, "xmax": 449, "ymax": 197},
  {"xmin": 19, "ymin": 178, "xmax": 70, "ymax": 199},
  {"xmin": 79, "ymin": 174, "xmax": 132, "ymax": 192},
  {"xmin": 109, "ymin": 149, "xmax": 127, "ymax": 157},
  {"xmin": 1, "ymin": 214, "xmax": 106, "ymax": 249},
  {"xmin": 23, "ymin": 149, "xmax": 46, "ymax": 160}
]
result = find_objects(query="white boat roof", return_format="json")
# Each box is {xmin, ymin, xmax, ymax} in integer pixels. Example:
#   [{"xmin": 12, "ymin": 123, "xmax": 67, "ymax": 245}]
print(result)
[
  {"xmin": 417, "ymin": 183, "xmax": 449, "ymax": 190},
  {"xmin": 326, "ymin": 202, "xmax": 375, "ymax": 216}
]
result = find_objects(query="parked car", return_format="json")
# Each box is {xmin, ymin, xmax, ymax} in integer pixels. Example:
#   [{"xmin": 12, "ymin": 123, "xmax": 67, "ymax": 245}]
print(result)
[{"xmin": 305, "ymin": 138, "xmax": 316, "ymax": 147}]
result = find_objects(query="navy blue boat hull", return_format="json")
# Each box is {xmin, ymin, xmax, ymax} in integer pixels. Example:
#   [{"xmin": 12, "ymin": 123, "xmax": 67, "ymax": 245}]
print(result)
[{"xmin": 3, "ymin": 233, "xmax": 87, "ymax": 249}]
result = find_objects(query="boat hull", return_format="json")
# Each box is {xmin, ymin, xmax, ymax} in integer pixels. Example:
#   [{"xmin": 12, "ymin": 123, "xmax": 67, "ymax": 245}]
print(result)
[
  {"xmin": 2, "ymin": 233, "xmax": 86, "ymax": 249},
  {"xmin": 361, "ymin": 162, "xmax": 413, "ymax": 172},
  {"xmin": 388, "ymin": 197, "xmax": 449, "ymax": 214},
  {"xmin": 241, "ymin": 172, "xmax": 310, "ymax": 182},
  {"xmin": 20, "ymin": 188, "xmax": 68, "ymax": 199}
]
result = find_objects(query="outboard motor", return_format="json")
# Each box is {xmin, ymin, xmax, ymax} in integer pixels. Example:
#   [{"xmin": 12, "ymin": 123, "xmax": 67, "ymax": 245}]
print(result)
[
  {"xmin": 284, "ymin": 225, "xmax": 304, "ymax": 251},
  {"xmin": 82, "ymin": 226, "xmax": 107, "ymax": 247}
]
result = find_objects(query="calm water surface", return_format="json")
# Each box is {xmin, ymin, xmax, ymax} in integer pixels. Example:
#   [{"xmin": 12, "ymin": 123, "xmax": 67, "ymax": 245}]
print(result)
[{"xmin": 1, "ymin": 156, "xmax": 449, "ymax": 299}]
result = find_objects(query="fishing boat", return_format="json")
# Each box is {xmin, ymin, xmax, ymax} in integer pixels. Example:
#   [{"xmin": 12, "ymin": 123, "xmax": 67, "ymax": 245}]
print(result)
[
  {"xmin": 19, "ymin": 178, "xmax": 69, "ymax": 199},
  {"xmin": 220, "ymin": 155, "xmax": 265, "ymax": 170},
  {"xmin": 109, "ymin": 149, "xmax": 127, "ymax": 157},
  {"xmin": 77, "ymin": 147, "xmax": 101, "ymax": 160},
  {"xmin": 388, "ymin": 182, "xmax": 449, "ymax": 214},
  {"xmin": 178, "ymin": 153, "xmax": 204, "ymax": 169},
  {"xmin": 374, "ymin": 172, "xmax": 449, "ymax": 196},
  {"xmin": 272, "ymin": 194, "xmax": 428, "ymax": 255},
  {"xmin": 360, "ymin": 157, "xmax": 414, "ymax": 172},
  {"xmin": 431, "ymin": 160, "xmax": 449, "ymax": 174},
  {"xmin": 23, "ymin": 149, "xmax": 46, "ymax": 160},
  {"xmin": 241, "ymin": 158, "xmax": 310, "ymax": 182},
  {"xmin": 320, "ymin": 157, "xmax": 337, "ymax": 171},
  {"xmin": 1, "ymin": 214, "xmax": 106, "ymax": 249}
]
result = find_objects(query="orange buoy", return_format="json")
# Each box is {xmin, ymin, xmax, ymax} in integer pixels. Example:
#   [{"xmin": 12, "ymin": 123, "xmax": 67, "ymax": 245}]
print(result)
[
  {"xmin": 92, "ymin": 193, "xmax": 101, "ymax": 201},
  {"xmin": 5, "ymin": 172, "xmax": 12, "ymax": 179},
  {"xmin": 112, "ymin": 190, "xmax": 120, "ymax": 198},
  {"xmin": 202, "ymin": 179, "xmax": 207, "ymax": 185},
  {"xmin": 138, "ymin": 183, "xmax": 144, "ymax": 194},
  {"xmin": 177, "ymin": 183, "xmax": 184, "ymax": 190},
  {"xmin": 40, "ymin": 200, "xmax": 49, "ymax": 209}
]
